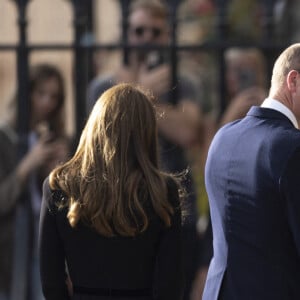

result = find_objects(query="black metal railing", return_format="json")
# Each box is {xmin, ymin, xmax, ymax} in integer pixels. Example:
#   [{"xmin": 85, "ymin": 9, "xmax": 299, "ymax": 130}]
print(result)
[
  {"xmin": 0, "ymin": 1, "xmax": 291, "ymax": 298},
  {"xmin": 4, "ymin": 0, "xmax": 289, "ymax": 142}
]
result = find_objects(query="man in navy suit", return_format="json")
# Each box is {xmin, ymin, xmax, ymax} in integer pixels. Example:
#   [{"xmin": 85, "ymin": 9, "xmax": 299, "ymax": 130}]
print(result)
[{"xmin": 203, "ymin": 43, "xmax": 300, "ymax": 300}]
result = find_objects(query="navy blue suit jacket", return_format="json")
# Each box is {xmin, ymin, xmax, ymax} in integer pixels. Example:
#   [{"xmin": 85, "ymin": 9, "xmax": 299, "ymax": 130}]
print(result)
[{"xmin": 203, "ymin": 106, "xmax": 300, "ymax": 300}]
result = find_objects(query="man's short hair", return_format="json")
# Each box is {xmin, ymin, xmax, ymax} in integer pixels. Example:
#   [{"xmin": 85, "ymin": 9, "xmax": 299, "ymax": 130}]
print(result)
[
  {"xmin": 271, "ymin": 43, "xmax": 300, "ymax": 91},
  {"xmin": 129, "ymin": 0, "xmax": 169, "ymax": 20}
]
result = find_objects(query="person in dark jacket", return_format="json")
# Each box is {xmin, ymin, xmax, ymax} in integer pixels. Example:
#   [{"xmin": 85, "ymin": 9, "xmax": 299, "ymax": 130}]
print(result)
[
  {"xmin": 39, "ymin": 83, "xmax": 184, "ymax": 300},
  {"xmin": 203, "ymin": 43, "xmax": 300, "ymax": 299}
]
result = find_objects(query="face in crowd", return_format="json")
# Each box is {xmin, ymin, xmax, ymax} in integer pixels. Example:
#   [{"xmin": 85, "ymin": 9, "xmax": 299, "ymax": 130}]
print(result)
[
  {"xmin": 127, "ymin": 4, "xmax": 169, "ymax": 63},
  {"xmin": 31, "ymin": 76, "xmax": 61, "ymax": 124},
  {"xmin": 28, "ymin": 65, "xmax": 64, "ymax": 130}
]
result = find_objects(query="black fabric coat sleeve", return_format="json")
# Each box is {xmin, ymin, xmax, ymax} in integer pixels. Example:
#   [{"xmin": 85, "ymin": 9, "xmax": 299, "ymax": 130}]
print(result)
[
  {"xmin": 39, "ymin": 178, "xmax": 70, "ymax": 300},
  {"xmin": 153, "ymin": 178, "xmax": 184, "ymax": 300}
]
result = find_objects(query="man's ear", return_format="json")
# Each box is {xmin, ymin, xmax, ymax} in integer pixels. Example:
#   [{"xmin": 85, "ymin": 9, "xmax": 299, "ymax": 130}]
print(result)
[{"xmin": 287, "ymin": 70, "xmax": 299, "ymax": 92}]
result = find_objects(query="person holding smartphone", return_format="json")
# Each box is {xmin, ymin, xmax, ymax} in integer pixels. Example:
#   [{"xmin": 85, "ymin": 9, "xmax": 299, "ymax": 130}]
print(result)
[
  {"xmin": 0, "ymin": 64, "xmax": 71, "ymax": 300},
  {"xmin": 86, "ymin": 1, "xmax": 208, "ymax": 299}
]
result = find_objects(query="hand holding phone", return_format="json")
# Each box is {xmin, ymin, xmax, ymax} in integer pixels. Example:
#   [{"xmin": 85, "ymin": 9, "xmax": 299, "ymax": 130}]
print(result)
[{"xmin": 147, "ymin": 51, "xmax": 165, "ymax": 70}]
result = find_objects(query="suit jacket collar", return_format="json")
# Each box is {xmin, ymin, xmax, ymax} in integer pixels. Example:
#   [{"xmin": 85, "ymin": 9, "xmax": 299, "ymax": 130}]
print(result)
[
  {"xmin": 246, "ymin": 106, "xmax": 296, "ymax": 128},
  {"xmin": 261, "ymin": 98, "xmax": 298, "ymax": 128}
]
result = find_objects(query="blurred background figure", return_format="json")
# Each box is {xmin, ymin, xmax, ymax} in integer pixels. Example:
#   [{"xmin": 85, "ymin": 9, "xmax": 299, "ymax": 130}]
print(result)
[
  {"xmin": 220, "ymin": 47, "xmax": 269, "ymax": 126},
  {"xmin": 0, "ymin": 64, "xmax": 71, "ymax": 300},
  {"xmin": 224, "ymin": 47, "xmax": 267, "ymax": 105},
  {"xmin": 273, "ymin": 0, "xmax": 300, "ymax": 44}
]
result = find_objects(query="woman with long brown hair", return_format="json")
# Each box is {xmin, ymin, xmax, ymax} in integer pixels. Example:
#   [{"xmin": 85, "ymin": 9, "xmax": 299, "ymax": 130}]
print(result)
[{"xmin": 39, "ymin": 83, "xmax": 184, "ymax": 300}]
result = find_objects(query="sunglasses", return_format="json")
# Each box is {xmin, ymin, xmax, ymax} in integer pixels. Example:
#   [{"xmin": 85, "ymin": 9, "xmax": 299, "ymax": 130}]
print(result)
[{"xmin": 131, "ymin": 26, "xmax": 163, "ymax": 38}]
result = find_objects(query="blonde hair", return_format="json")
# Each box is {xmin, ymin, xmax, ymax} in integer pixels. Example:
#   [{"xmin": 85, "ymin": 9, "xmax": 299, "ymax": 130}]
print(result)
[
  {"xmin": 50, "ymin": 83, "xmax": 176, "ymax": 237},
  {"xmin": 271, "ymin": 43, "xmax": 300, "ymax": 94},
  {"xmin": 129, "ymin": 0, "xmax": 169, "ymax": 20}
]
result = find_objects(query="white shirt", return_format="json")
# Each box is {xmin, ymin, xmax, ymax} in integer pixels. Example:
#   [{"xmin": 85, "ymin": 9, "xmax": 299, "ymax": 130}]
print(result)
[{"xmin": 261, "ymin": 98, "xmax": 299, "ymax": 129}]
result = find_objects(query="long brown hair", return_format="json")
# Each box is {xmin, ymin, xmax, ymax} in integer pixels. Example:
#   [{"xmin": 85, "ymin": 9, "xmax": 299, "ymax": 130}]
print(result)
[{"xmin": 50, "ymin": 83, "xmax": 176, "ymax": 237}]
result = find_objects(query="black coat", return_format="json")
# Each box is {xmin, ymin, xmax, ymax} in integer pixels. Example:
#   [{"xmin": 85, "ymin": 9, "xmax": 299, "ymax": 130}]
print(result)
[{"xmin": 39, "ymin": 177, "xmax": 184, "ymax": 300}]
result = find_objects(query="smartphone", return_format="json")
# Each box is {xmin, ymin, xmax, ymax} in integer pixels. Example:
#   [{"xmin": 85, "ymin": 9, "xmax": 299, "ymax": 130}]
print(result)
[
  {"xmin": 37, "ymin": 121, "xmax": 56, "ymax": 143},
  {"xmin": 238, "ymin": 69, "xmax": 256, "ymax": 91},
  {"xmin": 147, "ymin": 51, "xmax": 165, "ymax": 70}
]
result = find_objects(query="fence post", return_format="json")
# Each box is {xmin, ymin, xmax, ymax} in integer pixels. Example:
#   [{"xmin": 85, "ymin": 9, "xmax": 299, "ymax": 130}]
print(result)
[
  {"xmin": 10, "ymin": 1, "xmax": 30, "ymax": 299},
  {"xmin": 166, "ymin": 0, "xmax": 180, "ymax": 105},
  {"xmin": 215, "ymin": 0, "xmax": 228, "ymax": 118},
  {"xmin": 119, "ymin": 0, "xmax": 131, "ymax": 65},
  {"xmin": 70, "ymin": 0, "xmax": 90, "ymax": 142},
  {"xmin": 262, "ymin": 0, "xmax": 279, "ymax": 80}
]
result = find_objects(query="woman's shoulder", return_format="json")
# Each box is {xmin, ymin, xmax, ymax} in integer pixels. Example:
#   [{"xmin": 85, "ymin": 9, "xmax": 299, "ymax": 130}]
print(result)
[
  {"xmin": 165, "ymin": 176, "xmax": 181, "ymax": 207},
  {"xmin": 165, "ymin": 176, "xmax": 178, "ymax": 192},
  {"xmin": 42, "ymin": 177, "xmax": 68, "ymax": 213}
]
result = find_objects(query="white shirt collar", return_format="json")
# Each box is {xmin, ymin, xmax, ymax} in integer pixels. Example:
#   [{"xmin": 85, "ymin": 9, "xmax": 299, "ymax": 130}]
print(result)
[{"xmin": 261, "ymin": 98, "xmax": 299, "ymax": 129}]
